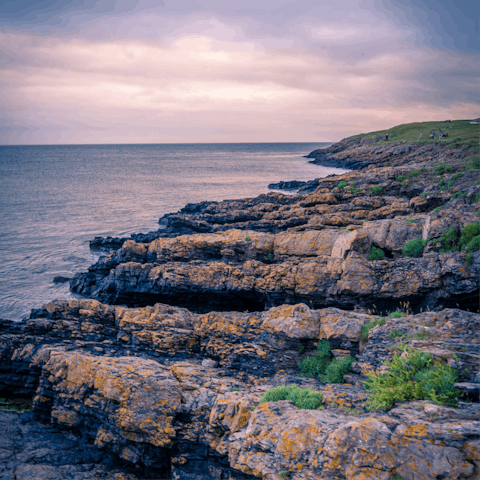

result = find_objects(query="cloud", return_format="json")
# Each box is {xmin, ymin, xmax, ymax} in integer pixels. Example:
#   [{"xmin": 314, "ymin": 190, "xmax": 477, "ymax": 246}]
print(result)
[{"xmin": 0, "ymin": 4, "xmax": 479, "ymax": 144}]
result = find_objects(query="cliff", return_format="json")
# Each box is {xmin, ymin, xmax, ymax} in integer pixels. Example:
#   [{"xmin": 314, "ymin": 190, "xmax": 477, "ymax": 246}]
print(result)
[{"xmin": 1, "ymin": 120, "xmax": 479, "ymax": 479}]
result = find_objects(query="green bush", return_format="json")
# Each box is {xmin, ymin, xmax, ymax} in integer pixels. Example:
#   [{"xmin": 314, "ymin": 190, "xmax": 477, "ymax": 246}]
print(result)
[
  {"xmin": 368, "ymin": 246, "xmax": 386, "ymax": 261},
  {"xmin": 435, "ymin": 163, "xmax": 446, "ymax": 175},
  {"xmin": 371, "ymin": 186, "xmax": 383, "ymax": 195},
  {"xmin": 389, "ymin": 309, "xmax": 406, "ymax": 318},
  {"xmin": 298, "ymin": 340, "xmax": 331, "ymax": 378},
  {"xmin": 396, "ymin": 175, "xmax": 406, "ymax": 182},
  {"xmin": 459, "ymin": 222, "xmax": 480, "ymax": 251},
  {"xmin": 338, "ymin": 181, "xmax": 348, "ymax": 190},
  {"xmin": 402, "ymin": 237, "xmax": 426, "ymax": 257},
  {"xmin": 323, "ymin": 356, "xmax": 354, "ymax": 383},
  {"xmin": 363, "ymin": 347, "xmax": 460, "ymax": 410},
  {"xmin": 244, "ymin": 235, "xmax": 251, "ymax": 241},
  {"xmin": 438, "ymin": 228, "xmax": 459, "ymax": 253},
  {"xmin": 260, "ymin": 384, "xmax": 323, "ymax": 410},
  {"xmin": 361, "ymin": 317, "xmax": 386, "ymax": 340},
  {"xmin": 466, "ymin": 253, "xmax": 474, "ymax": 265}
]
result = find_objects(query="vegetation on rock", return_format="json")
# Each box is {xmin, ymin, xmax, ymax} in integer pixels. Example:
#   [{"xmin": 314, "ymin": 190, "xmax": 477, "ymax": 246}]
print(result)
[
  {"xmin": 361, "ymin": 317, "xmax": 386, "ymax": 340},
  {"xmin": 363, "ymin": 347, "xmax": 460, "ymax": 410},
  {"xmin": 368, "ymin": 246, "xmax": 385, "ymax": 261},
  {"xmin": 402, "ymin": 237, "xmax": 427, "ymax": 257},
  {"xmin": 260, "ymin": 384, "xmax": 323, "ymax": 410},
  {"xmin": 297, "ymin": 340, "xmax": 353, "ymax": 383}
]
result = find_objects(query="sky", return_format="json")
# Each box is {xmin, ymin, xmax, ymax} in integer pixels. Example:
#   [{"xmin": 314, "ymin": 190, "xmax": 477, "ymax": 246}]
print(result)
[{"xmin": 1, "ymin": 0, "xmax": 479, "ymax": 144}]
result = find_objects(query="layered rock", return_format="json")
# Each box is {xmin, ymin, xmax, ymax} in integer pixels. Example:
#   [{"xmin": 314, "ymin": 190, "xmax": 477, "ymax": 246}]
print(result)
[
  {"xmin": 71, "ymin": 222, "xmax": 480, "ymax": 313},
  {"xmin": 1, "ymin": 300, "xmax": 479, "ymax": 479}
]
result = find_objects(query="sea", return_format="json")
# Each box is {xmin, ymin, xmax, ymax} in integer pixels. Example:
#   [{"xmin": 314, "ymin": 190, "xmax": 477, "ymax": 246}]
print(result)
[{"xmin": 0, "ymin": 143, "xmax": 347, "ymax": 321}]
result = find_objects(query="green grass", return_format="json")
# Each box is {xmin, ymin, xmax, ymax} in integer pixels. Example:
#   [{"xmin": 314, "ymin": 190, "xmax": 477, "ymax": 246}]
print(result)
[
  {"xmin": 361, "ymin": 317, "xmax": 386, "ymax": 340},
  {"xmin": 345, "ymin": 120, "xmax": 479, "ymax": 146},
  {"xmin": 389, "ymin": 330, "xmax": 403, "ymax": 339},
  {"xmin": 260, "ymin": 384, "xmax": 323, "ymax": 410}
]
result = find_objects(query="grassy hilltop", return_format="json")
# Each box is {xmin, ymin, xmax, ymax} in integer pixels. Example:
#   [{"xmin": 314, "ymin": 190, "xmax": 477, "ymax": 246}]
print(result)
[{"xmin": 346, "ymin": 119, "xmax": 479, "ymax": 147}]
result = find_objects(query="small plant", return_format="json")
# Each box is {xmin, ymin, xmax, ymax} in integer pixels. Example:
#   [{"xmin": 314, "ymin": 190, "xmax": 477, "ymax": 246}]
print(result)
[
  {"xmin": 361, "ymin": 317, "xmax": 386, "ymax": 340},
  {"xmin": 260, "ymin": 385, "xmax": 323, "ymax": 410},
  {"xmin": 268, "ymin": 252, "xmax": 274, "ymax": 261},
  {"xmin": 389, "ymin": 330, "xmax": 403, "ymax": 339},
  {"xmin": 389, "ymin": 309, "xmax": 406, "ymax": 319},
  {"xmin": 435, "ymin": 163, "xmax": 446, "ymax": 175},
  {"xmin": 433, "ymin": 205, "xmax": 444, "ymax": 213},
  {"xmin": 460, "ymin": 222, "xmax": 480, "ymax": 251},
  {"xmin": 390, "ymin": 475, "xmax": 403, "ymax": 480},
  {"xmin": 244, "ymin": 235, "xmax": 251, "ymax": 241},
  {"xmin": 297, "ymin": 344, "xmax": 305, "ymax": 353},
  {"xmin": 407, "ymin": 218, "xmax": 414, "ymax": 223},
  {"xmin": 368, "ymin": 246, "xmax": 385, "ymax": 261},
  {"xmin": 445, "ymin": 166, "xmax": 454, "ymax": 173},
  {"xmin": 323, "ymin": 356, "xmax": 354, "ymax": 383},
  {"xmin": 409, "ymin": 170, "xmax": 420, "ymax": 177},
  {"xmin": 437, "ymin": 227, "xmax": 458, "ymax": 253},
  {"xmin": 231, "ymin": 387, "xmax": 240, "ymax": 392},
  {"xmin": 412, "ymin": 329, "xmax": 433, "ymax": 340},
  {"xmin": 338, "ymin": 180, "xmax": 348, "ymax": 190},
  {"xmin": 466, "ymin": 252, "xmax": 474, "ymax": 264},
  {"xmin": 279, "ymin": 472, "xmax": 290, "ymax": 479},
  {"xmin": 396, "ymin": 175, "xmax": 406, "ymax": 182},
  {"xmin": 402, "ymin": 237, "xmax": 427, "ymax": 257},
  {"xmin": 298, "ymin": 340, "xmax": 331, "ymax": 378},
  {"xmin": 371, "ymin": 186, "xmax": 383, "ymax": 195},
  {"xmin": 363, "ymin": 347, "xmax": 460, "ymax": 410},
  {"xmin": 350, "ymin": 181, "xmax": 357, "ymax": 187}
]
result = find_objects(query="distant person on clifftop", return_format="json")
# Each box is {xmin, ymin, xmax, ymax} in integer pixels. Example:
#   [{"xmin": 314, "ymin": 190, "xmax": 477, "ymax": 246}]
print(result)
[{"xmin": 385, "ymin": 133, "xmax": 389, "ymax": 141}]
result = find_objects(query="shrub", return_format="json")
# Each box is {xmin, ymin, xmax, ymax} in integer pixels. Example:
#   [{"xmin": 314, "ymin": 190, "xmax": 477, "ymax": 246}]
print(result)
[
  {"xmin": 298, "ymin": 340, "xmax": 331, "ymax": 377},
  {"xmin": 260, "ymin": 384, "xmax": 323, "ymax": 410},
  {"xmin": 368, "ymin": 246, "xmax": 385, "ymax": 261},
  {"xmin": 389, "ymin": 309, "xmax": 406, "ymax": 318},
  {"xmin": 338, "ymin": 181, "xmax": 348, "ymax": 190},
  {"xmin": 323, "ymin": 356, "xmax": 354, "ymax": 383},
  {"xmin": 361, "ymin": 317, "xmax": 386, "ymax": 340},
  {"xmin": 244, "ymin": 235, "xmax": 251, "ymax": 241},
  {"xmin": 459, "ymin": 222, "xmax": 480, "ymax": 251},
  {"xmin": 363, "ymin": 347, "xmax": 460, "ymax": 410},
  {"xmin": 435, "ymin": 163, "xmax": 446, "ymax": 175},
  {"xmin": 466, "ymin": 252, "xmax": 474, "ymax": 265},
  {"xmin": 350, "ymin": 181, "xmax": 357, "ymax": 187},
  {"xmin": 445, "ymin": 166, "xmax": 454, "ymax": 173},
  {"xmin": 231, "ymin": 387, "xmax": 240, "ymax": 391},
  {"xmin": 268, "ymin": 252, "xmax": 274, "ymax": 261},
  {"xmin": 396, "ymin": 175, "xmax": 406, "ymax": 182},
  {"xmin": 371, "ymin": 186, "xmax": 383, "ymax": 195},
  {"xmin": 402, "ymin": 237, "xmax": 426, "ymax": 257},
  {"xmin": 437, "ymin": 228, "xmax": 459, "ymax": 253}
]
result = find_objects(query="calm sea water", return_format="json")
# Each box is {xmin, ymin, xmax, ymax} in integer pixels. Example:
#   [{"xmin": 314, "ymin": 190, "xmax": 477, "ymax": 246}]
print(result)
[{"xmin": 0, "ymin": 143, "xmax": 347, "ymax": 320}]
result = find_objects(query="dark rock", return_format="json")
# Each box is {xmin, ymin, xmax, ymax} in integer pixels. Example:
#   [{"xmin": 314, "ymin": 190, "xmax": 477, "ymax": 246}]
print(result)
[{"xmin": 53, "ymin": 276, "xmax": 70, "ymax": 284}]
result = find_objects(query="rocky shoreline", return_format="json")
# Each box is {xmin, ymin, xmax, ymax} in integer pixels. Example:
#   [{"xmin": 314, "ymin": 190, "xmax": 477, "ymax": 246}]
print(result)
[{"xmin": 1, "ymin": 127, "xmax": 480, "ymax": 479}]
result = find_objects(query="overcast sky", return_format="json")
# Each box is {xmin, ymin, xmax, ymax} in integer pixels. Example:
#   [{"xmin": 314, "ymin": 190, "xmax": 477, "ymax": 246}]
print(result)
[{"xmin": 1, "ymin": 0, "xmax": 478, "ymax": 144}]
